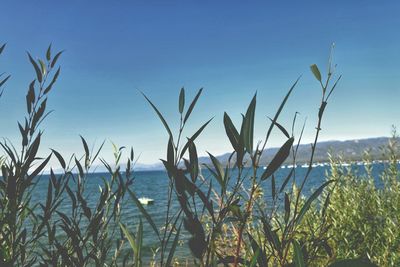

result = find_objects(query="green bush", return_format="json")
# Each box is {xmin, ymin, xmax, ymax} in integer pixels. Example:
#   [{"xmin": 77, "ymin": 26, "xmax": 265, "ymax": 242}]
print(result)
[{"xmin": 322, "ymin": 134, "xmax": 400, "ymax": 266}]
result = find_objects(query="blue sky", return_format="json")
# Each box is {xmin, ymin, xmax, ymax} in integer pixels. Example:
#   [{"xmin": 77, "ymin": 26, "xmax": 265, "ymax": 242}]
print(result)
[{"xmin": 0, "ymin": 1, "xmax": 399, "ymax": 165}]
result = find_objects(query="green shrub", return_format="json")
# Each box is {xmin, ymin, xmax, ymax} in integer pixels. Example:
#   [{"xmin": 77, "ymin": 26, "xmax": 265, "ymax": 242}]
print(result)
[{"xmin": 321, "ymin": 133, "xmax": 400, "ymax": 266}]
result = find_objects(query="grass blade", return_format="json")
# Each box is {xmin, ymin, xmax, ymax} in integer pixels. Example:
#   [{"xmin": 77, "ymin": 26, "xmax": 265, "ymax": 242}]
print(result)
[
  {"xmin": 127, "ymin": 188, "xmax": 160, "ymax": 239},
  {"xmin": 296, "ymin": 180, "xmax": 334, "ymax": 224}
]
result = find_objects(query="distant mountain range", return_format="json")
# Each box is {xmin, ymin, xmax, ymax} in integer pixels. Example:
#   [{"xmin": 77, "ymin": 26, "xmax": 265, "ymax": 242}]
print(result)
[{"xmin": 133, "ymin": 136, "xmax": 397, "ymax": 171}]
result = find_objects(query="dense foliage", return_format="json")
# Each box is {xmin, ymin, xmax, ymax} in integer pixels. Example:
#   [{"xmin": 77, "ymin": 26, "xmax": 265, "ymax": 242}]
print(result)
[
  {"xmin": 321, "ymin": 135, "xmax": 400, "ymax": 266},
  {"xmin": 0, "ymin": 43, "xmax": 396, "ymax": 266}
]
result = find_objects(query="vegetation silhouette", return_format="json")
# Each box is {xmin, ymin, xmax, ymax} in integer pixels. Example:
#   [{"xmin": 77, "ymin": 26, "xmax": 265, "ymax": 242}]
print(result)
[{"xmin": 0, "ymin": 44, "xmax": 391, "ymax": 267}]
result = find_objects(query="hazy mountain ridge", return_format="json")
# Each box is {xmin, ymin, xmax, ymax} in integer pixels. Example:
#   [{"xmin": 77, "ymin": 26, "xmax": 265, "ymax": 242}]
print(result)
[{"xmin": 133, "ymin": 136, "xmax": 396, "ymax": 171}]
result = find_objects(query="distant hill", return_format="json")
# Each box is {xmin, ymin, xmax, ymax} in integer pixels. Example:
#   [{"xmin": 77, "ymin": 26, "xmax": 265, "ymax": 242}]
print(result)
[{"xmin": 134, "ymin": 136, "xmax": 397, "ymax": 171}]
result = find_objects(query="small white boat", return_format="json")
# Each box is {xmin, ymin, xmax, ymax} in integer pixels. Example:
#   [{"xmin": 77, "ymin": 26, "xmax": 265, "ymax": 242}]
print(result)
[{"xmin": 138, "ymin": 197, "xmax": 154, "ymax": 205}]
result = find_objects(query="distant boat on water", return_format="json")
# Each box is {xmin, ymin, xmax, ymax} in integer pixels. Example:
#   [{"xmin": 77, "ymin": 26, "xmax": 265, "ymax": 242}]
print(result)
[{"xmin": 138, "ymin": 197, "xmax": 154, "ymax": 205}]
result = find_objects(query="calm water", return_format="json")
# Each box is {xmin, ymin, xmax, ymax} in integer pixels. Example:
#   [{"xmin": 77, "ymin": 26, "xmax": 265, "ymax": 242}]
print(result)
[{"xmin": 29, "ymin": 162, "xmax": 389, "ymax": 263}]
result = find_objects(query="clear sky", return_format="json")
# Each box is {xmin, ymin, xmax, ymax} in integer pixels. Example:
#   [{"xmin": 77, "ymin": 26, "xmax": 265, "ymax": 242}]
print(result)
[{"xmin": 0, "ymin": 1, "xmax": 399, "ymax": 166}]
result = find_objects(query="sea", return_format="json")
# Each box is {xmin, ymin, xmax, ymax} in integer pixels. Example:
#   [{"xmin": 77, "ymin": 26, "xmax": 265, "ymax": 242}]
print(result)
[{"xmin": 29, "ymin": 162, "xmax": 392, "ymax": 264}]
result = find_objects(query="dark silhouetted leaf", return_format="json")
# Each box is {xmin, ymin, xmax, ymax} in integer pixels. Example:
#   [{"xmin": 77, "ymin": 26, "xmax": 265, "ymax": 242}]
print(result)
[
  {"xmin": 29, "ymin": 154, "xmax": 51, "ymax": 179},
  {"xmin": 297, "ymin": 180, "xmax": 333, "ymax": 223},
  {"xmin": 0, "ymin": 43, "xmax": 6, "ymax": 55},
  {"xmin": 51, "ymin": 50, "xmax": 63, "ymax": 68},
  {"xmin": 248, "ymin": 233, "xmax": 267, "ymax": 267},
  {"xmin": 0, "ymin": 75, "xmax": 10, "ymax": 88},
  {"xmin": 188, "ymin": 235, "xmax": 206, "ymax": 259},
  {"xmin": 27, "ymin": 52, "xmax": 43, "ymax": 83},
  {"xmin": 188, "ymin": 141, "xmax": 198, "ymax": 182},
  {"xmin": 44, "ymin": 67, "xmax": 60, "ymax": 94},
  {"xmin": 46, "ymin": 44, "xmax": 52, "ymax": 61},
  {"xmin": 179, "ymin": 87, "xmax": 185, "ymax": 114},
  {"xmin": 142, "ymin": 92, "xmax": 173, "ymax": 139},
  {"xmin": 284, "ymin": 192, "xmax": 290, "ymax": 223},
  {"xmin": 265, "ymin": 78, "xmax": 299, "ymax": 143},
  {"xmin": 51, "ymin": 149, "xmax": 66, "ymax": 169},
  {"xmin": 167, "ymin": 137, "xmax": 174, "ymax": 165},
  {"xmin": 271, "ymin": 174, "xmax": 276, "ymax": 199},
  {"xmin": 180, "ymin": 117, "xmax": 213, "ymax": 158},
  {"xmin": 224, "ymin": 112, "xmax": 240, "ymax": 151},
  {"xmin": 80, "ymin": 135, "xmax": 90, "ymax": 167},
  {"xmin": 262, "ymin": 218, "xmax": 281, "ymax": 252},
  {"xmin": 206, "ymin": 152, "xmax": 225, "ymax": 189},
  {"xmin": 26, "ymin": 80, "xmax": 35, "ymax": 114},
  {"xmin": 268, "ymin": 117, "xmax": 290, "ymax": 139},
  {"xmin": 261, "ymin": 137, "xmax": 294, "ymax": 180},
  {"xmin": 135, "ymin": 218, "xmax": 143, "ymax": 267},
  {"xmin": 280, "ymin": 168, "xmax": 295, "ymax": 193},
  {"xmin": 243, "ymin": 93, "xmax": 256, "ymax": 153},
  {"xmin": 166, "ymin": 222, "xmax": 182, "ymax": 267},
  {"xmin": 183, "ymin": 88, "xmax": 202, "ymax": 124},
  {"xmin": 127, "ymin": 189, "xmax": 160, "ymax": 239},
  {"xmin": 74, "ymin": 158, "xmax": 84, "ymax": 179}
]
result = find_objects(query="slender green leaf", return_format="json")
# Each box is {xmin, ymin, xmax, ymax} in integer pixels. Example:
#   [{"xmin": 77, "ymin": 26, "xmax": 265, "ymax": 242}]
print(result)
[
  {"xmin": 127, "ymin": 189, "xmax": 160, "ymax": 239},
  {"xmin": 80, "ymin": 135, "xmax": 90, "ymax": 165},
  {"xmin": 279, "ymin": 168, "xmax": 295, "ymax": 193},
  {"xmin": 167, "ymin": 137, "xmax": 174, "ymax": 165},
  {"xmin": 119, "ymin": 223, "xmax": 137, "ymax": 255},
  {"xmin": 265, "ymin": 77, "xmax": 299, "ymax": 143},
  {"xmin": 74, "ymin": 158, "xmax": 84, "ymax": 179},
  {"xmin": 207, "ymin": 152, "xmax": 225, "ymax": 189},
  {"xmin": 223, "ymin": 112, "xmax": 240, "ymax": 151},
  {"xmin": 327, "ymin": 75, "xmax": 342, "ymax": 101},
  {"xmin": 261, "ymin": 137, "xmax": 294, "ymax": 180},
  {"xmin": 248, "ymin": 233, "xmax": 267, "ymax": 267},
  {"xmin": 27, "ymin": 52, "xmax": 43, "ymax": 83},
  {"xmin": 50, "ymin": 149, "xmax": 65, "ymax": 169},
  {"xmin": 188, "ymin": 141, "xmax": 198, "ymax": 182},
  {"xmin": 44, "ymin": 67, "xmax": 60, "ymax": 94},
  {"xmin": 51, "ymin": 50, "xmax": 64, "ymax": 68},
  {"xmin": 183, "ymin": 88, "xmax": 202, "ymax": 124},
  {"xmin": 243, "ymin": 93, "xmax": 256, "ymax": 153},
  {"xmin": 135, "ymin": 219, "xmax": 143, "ymax": 267},
  {"xmin": 0, "ymin": 43, "xmax": 6, "ymax": 55},
  {"xmin": 29, "ymin": 154, "xmax": 51, "ymax": 179},
  {"xmin": 166, "ymin": 223, "xmax": 182, "ymax": 267},
  {"xmin": 293, "ymin": 240, "xmax": 305, "ymax": 267},
  {"xmin": 297, "ymin": 180, "xmax": 334, "ymax": 223},
  {"xmin": 180, "ymin": 117, "xmax": 213, "ymax": 158},
  {"xmin": 284, "ymin": 192, "xmax": 290, "ymax": 223},
  {"xmin": 310, "ymin": 64, "xmax": 322, "ymax": 82},
  {"xmin": 267, "ymin": 117, "xmax": 290, "ymax": 138},
  {"xmin": 46, "ymin": 44, "xmax": 52, "ymax": 61},
  {"xmin": 179, "ymin": 87, "xmax": 185, "ymax": 114},
  {"xmin": 249, "ymin": 249, "xmax": 260, "ymax": 267},
  {"xmin": 142, "ymin": 92, "xmax": 173, "ymax": 139},
  {"xmin": 0, "ymin": 75, "xmax": 10, "ymax": 88},
  {"xmin": 39, "ymin": 59, "xmax": 46, "ymax": 76},
  {"xmin": 271, "ymin": 174, "xmax": 276, "ymax": 199}
]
